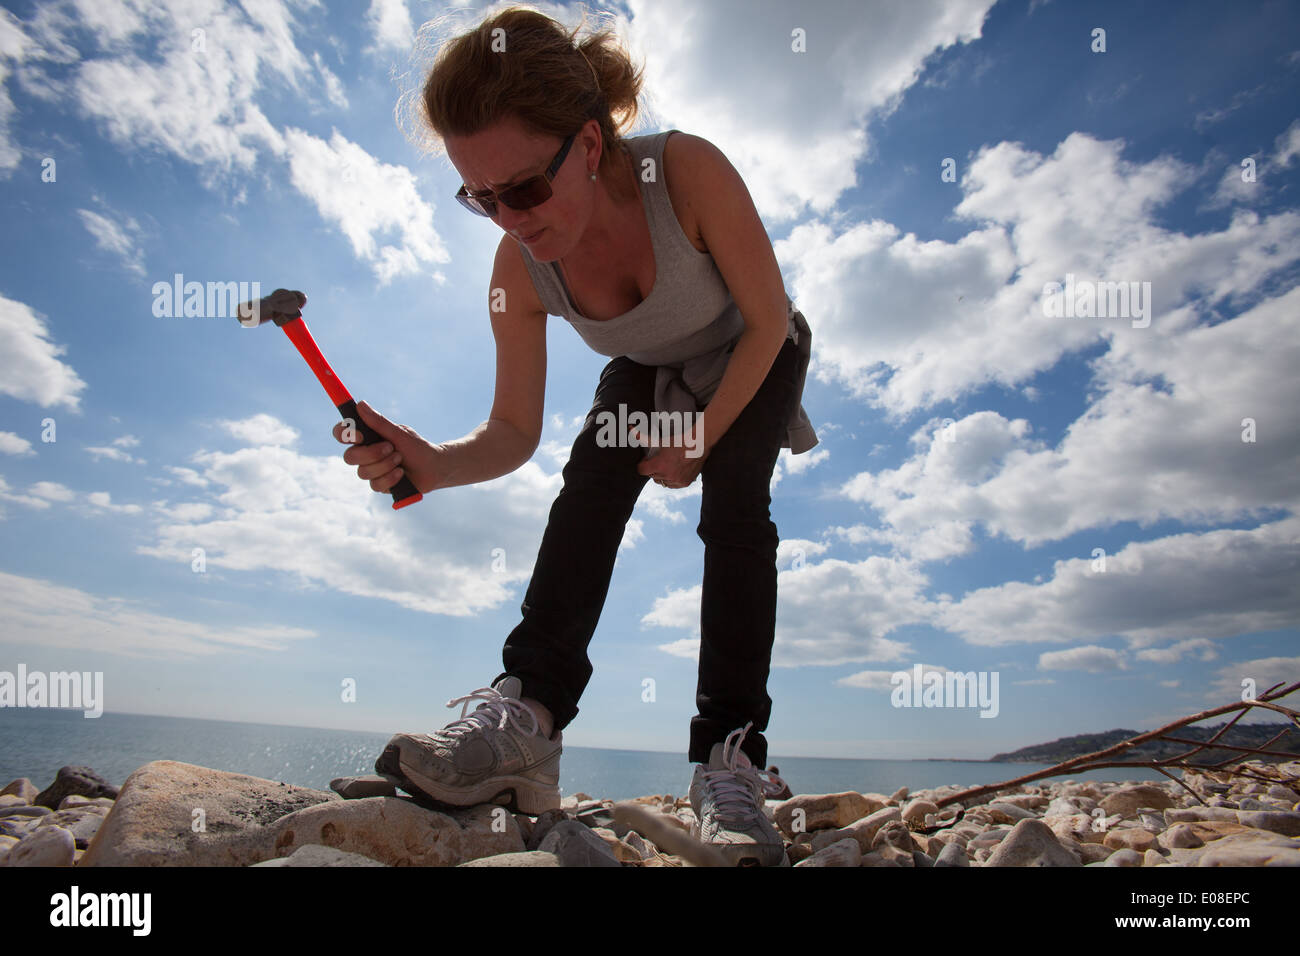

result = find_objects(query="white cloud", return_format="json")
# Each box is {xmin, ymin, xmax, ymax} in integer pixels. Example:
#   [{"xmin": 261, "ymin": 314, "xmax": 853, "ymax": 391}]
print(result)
[
  {"xmin": 1135, "ymin": 638, "xmax": 1219, "ymax": 664},
  {"xmin": 782, "ymin": 131, "xmax": 1300, "ymax": 418},
  {"xmin": 642, "ymin": 554, "xmax": 930, "ymax": 667},
  {"xmin": 623, "ymin": 0, "xmax": 995, "ymax": 221},
  {"xmin": 86, "ymin": 445, "xmax": 144, "ymax": 464},
  {"xmin": 366, "ymin": 0, "xmax": 414, "ymax": 56},
  {"xmin": 76, "ymin": 206, "xmax": 146, "ymax": 276},
  {"xmin": 841, "ymin": 286, "xmax": 1300, "ymax": 554},
  {"xmin": 86, "ymin": 490, "xmax": 142, "ymax": 514},
  {"xmin": 1038, "ymin": 645, "xmax": 1127, "ymax": 672},
  {"xmin": 780, "ymin": 446, "xmax": 828, "ymax": 475},
  {"xmin": 0, "ymin": 569, "xmax": 316, "ymax": 658},
  {"xmin": 0, "ymin": 7, "xmax": 32, "ymax": 175},
  {"xmin": 935, "ymin": 516, "xmax": 1300, "ymax": 649},
  {"xmin": 22, "ymin": 0, "xmax": 309, "ymax": 185},
  {"xmin": 835, "ymin": 663, "xmax": 949, "ymax": 691},
  {"xmin": 135, "ymin": 419, "xmax": 573, "ymax": 617},
  {"xmin": 282, "ymin": 126, "xmax": 450, "ymax": 284},
  {"xmin": 219, "ymin": 413, "xmax": 299, "ymax": 447},
  {"xmin": 0, "ymin": 432, "xmax": 34, "ymax": 455},
  {"xmin": 0, "ymin": 293, "xmax": 87, "ymax": 410},
  {"xmin": 311, "ymin": 50, "xmax": 348, "ymax": 109}
]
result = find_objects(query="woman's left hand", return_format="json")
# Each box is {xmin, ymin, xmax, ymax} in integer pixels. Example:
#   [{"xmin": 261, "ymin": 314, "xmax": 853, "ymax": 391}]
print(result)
[{"xmin": 632, "ymin": 423, "xmax": 709, "ymax": 489}]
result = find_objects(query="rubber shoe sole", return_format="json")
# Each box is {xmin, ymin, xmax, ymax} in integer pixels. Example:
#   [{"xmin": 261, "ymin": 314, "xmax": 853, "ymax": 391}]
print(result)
[{"xmin": 375, "ymin": 742, "xmax": 562, "ymax": 816}]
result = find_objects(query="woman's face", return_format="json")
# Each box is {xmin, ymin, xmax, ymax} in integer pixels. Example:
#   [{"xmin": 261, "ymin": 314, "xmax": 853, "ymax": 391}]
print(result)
[{"xmin": 446, "ymin": 114, "xmax": 594, "ymax": 263}]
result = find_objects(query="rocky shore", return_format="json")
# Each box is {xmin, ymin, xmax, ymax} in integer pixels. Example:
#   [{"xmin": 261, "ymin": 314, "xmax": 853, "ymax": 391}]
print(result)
[{"xmin": 2, "ymin": 758, "xmax": 1298, "ymax": 866}]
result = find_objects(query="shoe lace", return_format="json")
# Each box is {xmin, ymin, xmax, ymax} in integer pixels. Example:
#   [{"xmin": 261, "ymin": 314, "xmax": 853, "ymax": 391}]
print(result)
[
  {"xmin": 438, "ymin": 686, "xmax": 541, "ymax": 740},
  {"xmin": 699, "ymin": 722, "xmax": 790, "ymax": 825}
]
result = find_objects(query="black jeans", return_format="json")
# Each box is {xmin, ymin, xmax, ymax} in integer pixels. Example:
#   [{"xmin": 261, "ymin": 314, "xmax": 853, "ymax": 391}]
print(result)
[{"xmin": 494, "ymin": 335, "xmax": 800, "ymax": 768}]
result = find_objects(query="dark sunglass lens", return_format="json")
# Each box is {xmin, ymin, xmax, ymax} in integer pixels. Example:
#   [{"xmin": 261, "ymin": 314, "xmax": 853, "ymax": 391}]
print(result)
[{"xmin": 499, "ymin": 176, "xmax": 552, "ymax": 211}]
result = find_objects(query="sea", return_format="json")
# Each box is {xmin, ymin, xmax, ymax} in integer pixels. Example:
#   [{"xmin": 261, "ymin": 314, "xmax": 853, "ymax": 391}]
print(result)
[{"xmin": 0, "ymin": 708, "xmax": 1174, "ymax": 801}]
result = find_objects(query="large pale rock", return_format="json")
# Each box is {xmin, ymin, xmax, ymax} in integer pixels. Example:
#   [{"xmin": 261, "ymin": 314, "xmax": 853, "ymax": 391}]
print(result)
[
  {"xmin": 79, "ymin": 760, "xmax": 340, "ymax": 867},
  {"xmin": 794, "ymin": 837, "xmax": 862, "ymax": 867},
  {"xmin": 267, "ymin": 797, "xmax": 524, "ymax": 866},
  {"xmin": 984, "ymin": 819, "xmax": 1082, "ymax": 867},
  {"xmin": 774, "ymin": 791, "xmax": 881, "ymax": 836},
  {"xmin": 1099, "ymin": 785, "xmax": 1176, "ymax": 818},
  {"xmin": 2, "ymin": 826, "xmax": 75, "ymax": 867}
]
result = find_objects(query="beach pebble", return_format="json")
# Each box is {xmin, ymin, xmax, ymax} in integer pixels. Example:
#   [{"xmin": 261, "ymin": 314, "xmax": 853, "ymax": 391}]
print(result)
[
  {"xmin": 35, "ymin": 766, "xmax": 118, "ymax": 810},
  {"xmin": 934, "ymin": 842, "xmax": 969, "ymax": 867},
  {"xmin": 35, "ymin": 806, "xmax": 110, "ymax": 849},
  {"xmin": 525, "ymin": 808, "xmax": 567, "ymax": 851},
  {"xmin": 0, "ymin": 779, "xmax": 38, "ymax": 803},
  {"xmin": 1160, "ymin": 823, "xmax": 1205, "ymax": 849},
  {"xmin": 1197, "ymin": 832, "xmax": 1300, "ymax": 867},
  {"xmin": 901, "ymin": 798, "xmax": 939, "ymax": 825},
  {"xmin": 811, "ymin": 805, "xmax": 901, "ymax": 854},
  {"xmin": 1099, "ymin": 785, "xmax": 1175, "ymax": 818},
  {"xmin": 458, "ymin": 850, "xmax": 563, "ymax": 867},
  {"xmin": 536, "ymin": 820, "xmax": 621, "ymax": 867},
  {"xmin": 984, "ymin": 819, "xmax": 1082, "ymax": 867},
  {"xmin": 1235, "ymin": 810, "xmax": 1300, "ymax": 837},
  {"xmin": 1103, "ymin": 848, "xmax": 1143, "ymax": 867},
  {"xmin": 0, "ymin": 804, "xmax": 52, "ymax": 818},
  {"xmin": 1078, "ymin": 843, "xmax": 1115, "ymax": 864},
  {"xmin": 775, "ymin": 791, "xmax": 882, "ymax": 835},
  {"xmin": 794, "ymin": 837, "xmax": 862, "ymax": 867},
  {"xmin": 986, "ymin": 802, "xmax": 1038, "ymax": 823},
  {"xmin": 1103, "ymin": 827, "xmax": 1159, "ymax": 853},
  {"xmin": 329, "ymin": 775, "xmax": 398, "ymax": 800},
  {"xmin": 253, "ymin": 844, "xmax": 387, "ymax": 866},
  {"xmin": 58, "ymin": 795, "xmax": 115, "ymax": 810},
  {"xmin": 2, "ymin": 826, "xmax": 75, "ymax": 867}
]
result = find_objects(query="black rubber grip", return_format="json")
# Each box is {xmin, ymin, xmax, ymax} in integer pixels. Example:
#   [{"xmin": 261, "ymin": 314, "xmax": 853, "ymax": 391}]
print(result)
[{"xmin": 337, "ymin": 399, "xmax": 423, "ymax": 510}]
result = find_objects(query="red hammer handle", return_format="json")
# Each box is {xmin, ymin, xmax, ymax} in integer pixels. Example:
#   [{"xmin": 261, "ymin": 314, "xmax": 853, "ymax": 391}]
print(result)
[{"xmin": 280, "ymin": 318, "xmax": 423, "ymax": 510}]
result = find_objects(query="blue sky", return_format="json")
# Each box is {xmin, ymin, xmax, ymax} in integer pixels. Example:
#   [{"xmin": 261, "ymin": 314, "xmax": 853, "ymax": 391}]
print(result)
[{"xmin": 0, "ymin": 0, "xmax": 1296, "ymax": 761}]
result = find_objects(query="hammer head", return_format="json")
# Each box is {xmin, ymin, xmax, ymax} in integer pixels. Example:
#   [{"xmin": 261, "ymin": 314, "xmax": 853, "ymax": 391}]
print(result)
[{"xmin": 237, "ymin": 288, "xmax": 307, "ymax": 328}]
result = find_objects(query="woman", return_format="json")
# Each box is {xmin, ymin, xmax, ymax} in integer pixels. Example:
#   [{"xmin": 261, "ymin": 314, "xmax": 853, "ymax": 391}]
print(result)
[{"xmin": 335, "ymin": 5, "xmax": 817, "ymax": 866}]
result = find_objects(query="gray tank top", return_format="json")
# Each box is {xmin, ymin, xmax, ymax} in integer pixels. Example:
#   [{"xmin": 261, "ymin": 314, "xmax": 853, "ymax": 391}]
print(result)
[{"xmin": 519, "ymin": 128, "xmax": 817, "ymax": 454}]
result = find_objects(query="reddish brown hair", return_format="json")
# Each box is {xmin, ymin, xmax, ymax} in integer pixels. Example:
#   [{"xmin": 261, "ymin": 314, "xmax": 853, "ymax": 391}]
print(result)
[{"xmin": 402, "ymin": 4, "xmax": 646, "ymax": 198}]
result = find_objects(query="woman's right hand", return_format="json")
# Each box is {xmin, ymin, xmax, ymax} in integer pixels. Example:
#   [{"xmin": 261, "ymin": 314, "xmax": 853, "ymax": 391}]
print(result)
[{"xmin": 332, "ymin": 400, "xmax": 441, "ymax": 496}]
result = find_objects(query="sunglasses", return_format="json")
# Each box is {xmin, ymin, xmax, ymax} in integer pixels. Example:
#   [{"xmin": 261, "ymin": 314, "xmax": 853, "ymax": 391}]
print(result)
[{"xmin": 455, "ymin": 132, "xmax": 577, "ymax": 218}]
